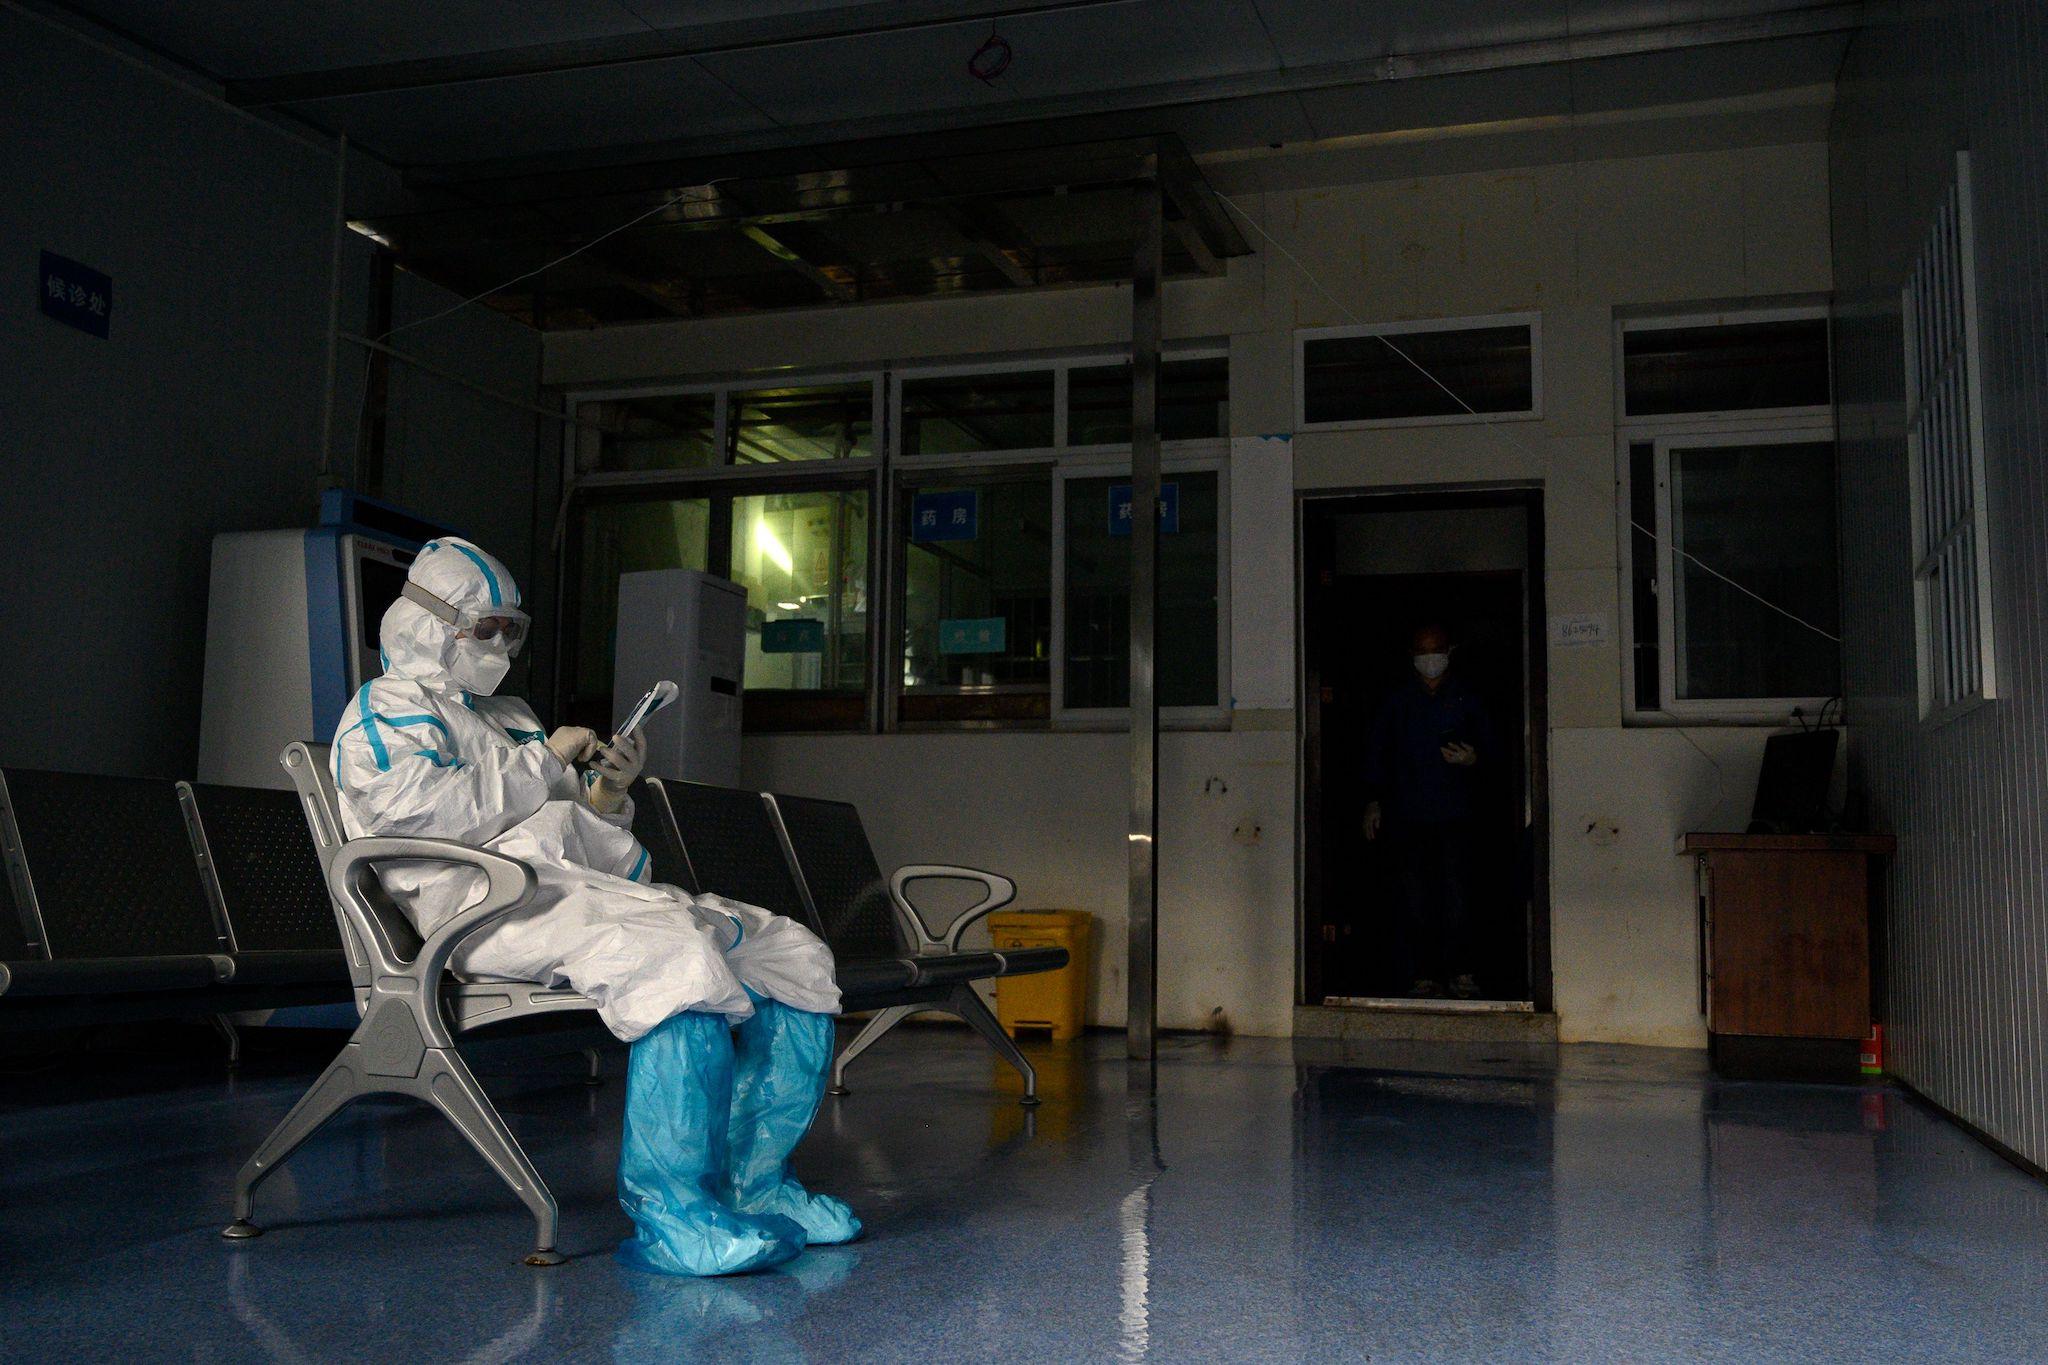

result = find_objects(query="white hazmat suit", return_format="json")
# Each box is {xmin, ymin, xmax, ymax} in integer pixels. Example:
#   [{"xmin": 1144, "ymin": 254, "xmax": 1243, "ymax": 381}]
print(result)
[{"xmin": 331, "ymin": 537, "xmax": 840, "ymax": 1042}]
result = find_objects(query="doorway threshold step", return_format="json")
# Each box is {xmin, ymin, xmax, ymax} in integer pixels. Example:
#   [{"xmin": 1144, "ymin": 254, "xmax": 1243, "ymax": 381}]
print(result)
[{"xmin": 1294, "ymin": 1003, "xmax": 1559, "ymax": 1044}]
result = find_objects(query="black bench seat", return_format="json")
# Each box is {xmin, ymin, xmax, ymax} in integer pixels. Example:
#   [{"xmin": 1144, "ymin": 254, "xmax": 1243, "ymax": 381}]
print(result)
[{"xmin": 643, "ymin": 779, "xmax": 1067, "ymax": 1104}]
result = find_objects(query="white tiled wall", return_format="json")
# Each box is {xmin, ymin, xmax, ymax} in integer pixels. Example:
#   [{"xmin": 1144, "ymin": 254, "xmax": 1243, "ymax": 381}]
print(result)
[{"xmin": 547, "ymin": 138, "xmax": 1837, "ymax": 1044}]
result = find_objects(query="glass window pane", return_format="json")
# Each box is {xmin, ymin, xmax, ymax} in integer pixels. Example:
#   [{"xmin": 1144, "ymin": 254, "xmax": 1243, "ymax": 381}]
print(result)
[
  {"xmin": 901, "ymin": 371, "xmax": 1055, "ymax": 454},
  {"xmin": 1669, "ymin": 440, "xmax": 1840, "ymax": 700},
  {"xmin": 729, "ymin": 383, "xmax": 874, "ymax": 462},
  {"xmin": 588, "ymin": 394, "xmax": 719, "ymax": 471},
  {"xmin": 572, "ymin": 499, "xmax": 711, "ymax": 722},
  {"xmin": 1062, "ymin": 472, "xmax": 1219, "ymax": 709},
  {"xmin": 1624, "ymin": 318, "xmax": 1830, "ymax": 416},
  {"xmin": 1068, "ymin": 356, "xmax": 1230, "ymax": 445},
  {"xmin": 1302, "ymin": 324, "xmax": 1533, "ymax": 424},
  {"xmin": 901, "ymin": 478, "xmax": 1052, "ymax": 699},
  {"xmin": 730, "ymin": 490, "xmax": 869, "ymax": 694},
  {"xmin": 1628, "ymin": 441, "xmax": 1661, "ymax": 712}
]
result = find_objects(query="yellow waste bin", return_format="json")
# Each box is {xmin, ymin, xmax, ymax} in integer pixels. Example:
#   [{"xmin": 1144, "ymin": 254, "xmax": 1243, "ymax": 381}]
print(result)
[{"xmin": 990, "ymin": 909, "xmax": 1092, "ymax": 1042}]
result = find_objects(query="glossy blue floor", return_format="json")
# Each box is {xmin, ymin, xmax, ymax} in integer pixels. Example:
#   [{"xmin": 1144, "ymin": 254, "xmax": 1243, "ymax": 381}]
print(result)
[{"xmin": 7, "ymin": 1026, "xmax": 2048, "ymax": 1361}]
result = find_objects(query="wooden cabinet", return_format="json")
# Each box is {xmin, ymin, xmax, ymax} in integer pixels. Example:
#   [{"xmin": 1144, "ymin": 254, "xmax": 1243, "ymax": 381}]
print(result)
[{"xmin": 1680, "ymin": 833, "xmax": 1894, "ymax": 1079}]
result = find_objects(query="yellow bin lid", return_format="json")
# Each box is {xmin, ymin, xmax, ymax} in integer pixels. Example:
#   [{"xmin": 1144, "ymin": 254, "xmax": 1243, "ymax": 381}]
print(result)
[{"xmin": 990, "ymin": 908, "xmax": 1091, "ymax": 931}]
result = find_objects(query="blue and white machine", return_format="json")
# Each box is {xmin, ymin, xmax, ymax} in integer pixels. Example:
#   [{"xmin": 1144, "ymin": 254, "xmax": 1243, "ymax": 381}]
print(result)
[{"xmin": 199, "ymin": 492, "xmax": 462, "ymax": 789}]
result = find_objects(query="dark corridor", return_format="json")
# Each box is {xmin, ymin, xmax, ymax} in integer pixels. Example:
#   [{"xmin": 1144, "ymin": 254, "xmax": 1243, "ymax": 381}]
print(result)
[{"xmin": 1302, "ymin": 491, "xmax": 1550, "ymax": 1007}]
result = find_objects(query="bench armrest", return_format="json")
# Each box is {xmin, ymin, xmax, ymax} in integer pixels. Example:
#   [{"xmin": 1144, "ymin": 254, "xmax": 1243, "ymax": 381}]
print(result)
[
  {"xmin": 888, "ymin": 864, "xmax": 1017, "ymax": 953},
  {"xmin": 328, "ymin": 836, "xmax": 539, "ymax": 992}
]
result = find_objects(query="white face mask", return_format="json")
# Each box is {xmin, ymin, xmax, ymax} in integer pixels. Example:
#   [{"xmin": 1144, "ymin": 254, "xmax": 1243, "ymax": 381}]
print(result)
[
  {"xmin": 1413, "ymin": 652, "xmax": 1450, "ymax": 681},
  {"xmin": 449, "ymin": 637, "xmax": 514, "ymax": 696}
]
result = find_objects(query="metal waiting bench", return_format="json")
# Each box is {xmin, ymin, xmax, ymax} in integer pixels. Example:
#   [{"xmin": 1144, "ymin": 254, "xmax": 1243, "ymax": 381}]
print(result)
[
  {"xmin": 643, "ymin": 779, "xmax": 1069, "ymax": 1104},
  {"xmin": 223, "ymin": 742, "xmax": 603, "ymax": 1266},
  {"xmin": 225, "ymin": 747, "xmax": 1069, "ymax": 1265},
  {"xmin": 0, "ymin": 768, "xmax": 350, "ymax": 1028}
]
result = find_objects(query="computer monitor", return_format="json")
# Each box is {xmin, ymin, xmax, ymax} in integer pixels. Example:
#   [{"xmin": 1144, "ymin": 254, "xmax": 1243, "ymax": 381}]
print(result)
[{"xmin": 1748, "ymin": 729, "xmax": 1838, "ymax": 834}]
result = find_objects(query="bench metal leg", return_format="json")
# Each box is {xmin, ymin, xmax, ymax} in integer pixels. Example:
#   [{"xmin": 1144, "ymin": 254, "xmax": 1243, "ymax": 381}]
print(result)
[
  {"xmin": 212, "ymin": 1014, "xmax": 242, "ymax": 1070},
  {"xmin": 952, "ymin": 985, "xmax": 1039, "ymax": 1107},
  {"xmin": 829, "ymin": 1004, "xmax": 914, "ymax": 1095},
  {"xmin": 223, "ymin": 1047, "xmax": 367, "ymax": 1238},
  {"xmin": 582, "ymin": 1046, "xmax": 604, "ymax": 1087},
  {"xmin": 224, "ymin": 1038, "xmax": 564, "ymax": 1267},
  {"xmin": 417, "ymin": 1047, "xmax": 564, "ymax": 1266}
]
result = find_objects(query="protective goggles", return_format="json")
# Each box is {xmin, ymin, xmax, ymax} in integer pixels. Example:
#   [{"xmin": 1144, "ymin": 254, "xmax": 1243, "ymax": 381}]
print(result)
[{"xmin": 402, "ymin": 583, "xmax": 531, "ymax": 653}]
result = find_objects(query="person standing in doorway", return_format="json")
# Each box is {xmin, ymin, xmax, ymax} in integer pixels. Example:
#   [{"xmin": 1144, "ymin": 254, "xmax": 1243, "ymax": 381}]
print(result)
[{"xmin": 1362, "ymin": 623, "xmax": 1495, "ymax": 1000}]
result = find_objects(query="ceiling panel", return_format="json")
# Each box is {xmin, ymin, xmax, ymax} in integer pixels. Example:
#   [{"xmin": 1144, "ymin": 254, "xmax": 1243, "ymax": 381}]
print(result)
[
  {"xmin": 1562, "ymin": 33, "xmax": 1847, "ymax": 112},
  {"xmin": 621, "ymin": 0, "xmax": 914, "ymax": 24},
  {"xmin": 1147, "ymin": 91, "xmax": 1319, "ymax": 154},
  {"xmin": 1283, "ymin": 31, "xmax": 1838, "ymax": 148},
  {"xmin": 290, "ymin": 56, "xmax": 775, "ymax": 166},
  {"xmin": 1296, "ymin": 64, "xmax": 1577, "ymax": 142},
  {"xmin": 1252, "ymin": 0, "xmax": 1836, "ymax": 69},
  {"xmin": 695, "ymin": 0, "xmax": 1278, "ymax": 128},
  {"xmin": 1250, "ymin": 0, "xmax": 1572, "ymax": 68},
  {"xmin": 62, "ymin": 0, "xmax": 643, "ymax": 79}
]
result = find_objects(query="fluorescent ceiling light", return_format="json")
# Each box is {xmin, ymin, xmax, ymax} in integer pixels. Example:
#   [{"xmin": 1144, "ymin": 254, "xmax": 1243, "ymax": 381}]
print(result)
[{"xmin": 753, "ymin": 519, "xmax": 793, "ymax": 575}]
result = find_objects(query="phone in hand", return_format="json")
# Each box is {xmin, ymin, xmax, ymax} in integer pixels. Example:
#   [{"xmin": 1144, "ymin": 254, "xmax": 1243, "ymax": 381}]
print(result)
[{"xmin": 617, "ymin": 680, "xmax": 679, "ymax": 741}]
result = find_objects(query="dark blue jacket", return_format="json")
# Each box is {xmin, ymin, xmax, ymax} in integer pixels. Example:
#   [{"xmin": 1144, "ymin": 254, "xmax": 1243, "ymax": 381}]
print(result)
[{"xmin": 1363, "ymin": 675, "xmax": 1496, "ymax": 825}]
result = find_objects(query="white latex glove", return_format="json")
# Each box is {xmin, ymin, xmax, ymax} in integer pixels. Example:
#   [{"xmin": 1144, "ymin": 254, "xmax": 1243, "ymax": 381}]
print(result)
[
  {"xmin": 545, "ymin": 726, "xmax": 598, "ymax": 768},
  {"xmin": 1363, "ymin": 800, "xmax": 1382, "ymax": 841},
  {"xmin": 591, "ymin": 730, "xmax": 647, "ymax": 794},
  {"xmin": 1440, "ymin": 741, "xmax": 1478, "ymax": 767}
]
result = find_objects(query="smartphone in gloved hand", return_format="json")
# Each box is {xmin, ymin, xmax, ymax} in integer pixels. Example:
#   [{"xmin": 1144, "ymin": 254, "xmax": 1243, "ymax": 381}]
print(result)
[{"xmin": 616, "ymin": 680, "xmax": 678, "ymax": 742}]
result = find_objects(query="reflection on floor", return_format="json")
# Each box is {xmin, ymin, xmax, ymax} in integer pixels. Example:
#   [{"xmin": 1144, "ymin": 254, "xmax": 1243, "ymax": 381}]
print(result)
[{"xmin": 6, "ymin": 1027, "xmax": 2048, "ymax": 1361}]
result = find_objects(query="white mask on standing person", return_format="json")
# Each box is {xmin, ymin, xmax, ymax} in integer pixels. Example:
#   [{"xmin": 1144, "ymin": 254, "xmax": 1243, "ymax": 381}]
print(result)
[{"xmin": 1413, "ymin": 652, "xmax": 1450, "ymax": 681}]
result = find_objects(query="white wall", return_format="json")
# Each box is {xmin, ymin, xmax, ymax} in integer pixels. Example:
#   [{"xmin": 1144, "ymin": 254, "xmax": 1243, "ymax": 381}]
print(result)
[
  {"xmin": 0, "ymin": 10, "xmax": 549, "ymax": 776},
  {"xmin": 1832, "ymin": 4, "xmax": 2048, "ymax": 1166},
  {"xmin": 548, "ymin": 138, "xmax": 1835, "ymax": 1045}
]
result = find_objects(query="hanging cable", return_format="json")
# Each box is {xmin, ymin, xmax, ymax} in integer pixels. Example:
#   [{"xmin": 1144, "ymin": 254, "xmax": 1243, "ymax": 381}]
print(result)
[
  {"xmin": 345, "ymin": 179, "xmax": 734, "ymax": 472},
  {"xmin": 383, "ymin": 182, "xmax": 728, "ymax": 341},
  {"xmin": 1211, "ymin": 190, "xmax": 1843, "ymax": 647}
]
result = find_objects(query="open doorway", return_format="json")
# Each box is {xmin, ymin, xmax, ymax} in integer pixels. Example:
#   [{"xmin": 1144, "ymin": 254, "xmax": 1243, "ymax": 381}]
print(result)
[{"xmin": 1301, "ymin": 488, "xmax": 1550, "ymax": 1009}]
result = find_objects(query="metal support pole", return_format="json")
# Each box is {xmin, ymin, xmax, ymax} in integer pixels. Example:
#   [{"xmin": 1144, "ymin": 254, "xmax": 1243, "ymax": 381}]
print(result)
[{"xmin": 1127, "ymin": 171, "xmax": 1163, "ymax": 1062}]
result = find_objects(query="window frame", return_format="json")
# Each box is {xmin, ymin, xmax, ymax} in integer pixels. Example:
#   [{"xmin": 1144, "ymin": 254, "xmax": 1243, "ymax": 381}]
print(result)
[
  {"xmin": 1050, "ymin": 443, "xmax": 1233, "ymax": 731},
  {"xmin": 890, "ymin": 357, "xmax": 1063, "ymax": 464},
  {"xmin": 559, "ymin": 371, "xmax": 886, "ymax": 734},
  {"xmin": 888, "ymin": 344, "xmax": 1231, "ymax": 468},
  {"xmin": 888, "ymin": 459, "xmax": 1060, "ymax": 730},
  {"xmin": 1614, "ymin": 304, "xmax": 1833, "ymax": 431},
  {"xmin": 560, "ymin": 349, "xmax": 1233, "ymax": 735},
  {"xmin": 571, "ymin": 372, "xmax": 885, "ymax": 478},
  {"xmin": 1642, "ymin": 427, "xmax": 1841, "ymax": 721},
  {"xmin": 1904, "ymin": 151, "xmax": 1998, "ymax": 727},
  {"xmin": 1294, "ymin": 311, "xmax": 1543, "ymax": 432}
]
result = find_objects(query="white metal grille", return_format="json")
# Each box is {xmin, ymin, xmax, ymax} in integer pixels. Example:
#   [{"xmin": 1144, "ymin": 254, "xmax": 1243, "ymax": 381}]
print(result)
[{"xmin": 1904, "ymin": 152, "xmax": 1997, "ymax": 721}]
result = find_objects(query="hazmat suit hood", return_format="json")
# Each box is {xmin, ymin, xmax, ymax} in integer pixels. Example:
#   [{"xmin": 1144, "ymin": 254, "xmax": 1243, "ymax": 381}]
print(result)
[{"xmin": 380, "ymin": 537, "xmax": 525, "ymax": 695}]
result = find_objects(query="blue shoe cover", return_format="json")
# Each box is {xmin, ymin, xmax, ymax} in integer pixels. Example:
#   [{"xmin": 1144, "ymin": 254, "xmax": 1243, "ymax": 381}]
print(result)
[
  {"xmin": 740, "ymin": 1179, "xmax": 863, "ymax": 1246},
  {"xmin": 728, "ymin": 1000, "xmax": 864, "ymax": 1246},
  {"xmin": 616, "ymin": 1203, "xmax": 806, "ymax": 1277},
  {"xmin": 617, "ymin": 1011, "xmax": 809, "ymax": 1277}
]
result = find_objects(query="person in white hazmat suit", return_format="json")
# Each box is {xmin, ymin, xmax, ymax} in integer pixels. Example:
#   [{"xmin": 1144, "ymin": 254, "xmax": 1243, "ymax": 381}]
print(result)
[{"xmin": 332, "ymin": 536, "xmax": 860, "ymax": 1276}]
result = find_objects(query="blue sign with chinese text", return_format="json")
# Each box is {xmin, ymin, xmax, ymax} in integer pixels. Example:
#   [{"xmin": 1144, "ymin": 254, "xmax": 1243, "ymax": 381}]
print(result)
[
  {"xmin": 40, "ymin": 251, "xmax": 111, "ymax": 338},
  {"xmin": 761, "ymin": 618, "xmax": 825, "ymax": 654},
  {"xmin": 1108, "ymin": 481, "xmax": 1180, "ymax": 536},
  {"xmin": 911, "ymin": 489, "xmax": 979, "ymax": 542},
  {"xmin": 939, "ymin": 616, "xmax": 1007, "ymax": 655}
]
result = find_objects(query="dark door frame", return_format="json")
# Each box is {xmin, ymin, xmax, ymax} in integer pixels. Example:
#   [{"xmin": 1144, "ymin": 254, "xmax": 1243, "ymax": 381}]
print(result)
[{"xmin": 1296, "ymin": 482, "xmax": 1552, "ymax": 1012}]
